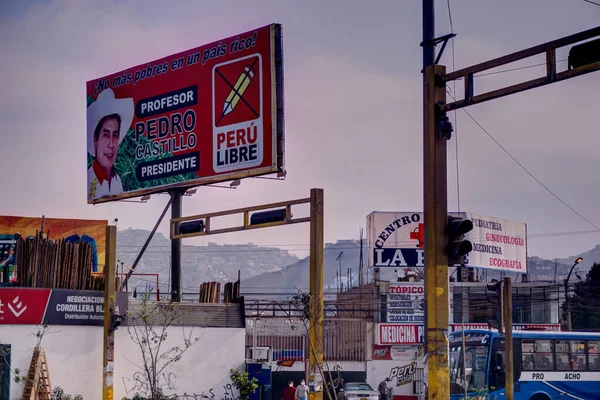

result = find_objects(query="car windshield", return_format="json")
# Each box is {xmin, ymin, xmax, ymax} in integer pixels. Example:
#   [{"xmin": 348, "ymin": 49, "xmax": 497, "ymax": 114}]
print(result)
[
  {"xmin": 449, "ymin": 341, "xmax": 489, "ymax": 395},
  {"xmin": 345, "ymin": 383, "xmax": 374, "ymax": 391}
]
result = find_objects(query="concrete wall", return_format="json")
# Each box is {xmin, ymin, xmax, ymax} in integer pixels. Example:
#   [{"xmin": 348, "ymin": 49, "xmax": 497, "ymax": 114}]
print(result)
[{"xmin": 1, "ymin": 324, "xmax": 245, "ymax": 399}]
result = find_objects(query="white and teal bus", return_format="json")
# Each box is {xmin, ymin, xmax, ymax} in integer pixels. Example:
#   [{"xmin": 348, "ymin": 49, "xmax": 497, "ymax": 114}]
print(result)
[{"xmin": 449, "ymin": 329, "xmax": 600, "ymax": 400}]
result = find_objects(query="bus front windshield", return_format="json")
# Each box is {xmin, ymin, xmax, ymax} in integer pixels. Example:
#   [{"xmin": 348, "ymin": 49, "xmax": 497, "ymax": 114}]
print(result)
[{"xmin": 449, "ymin": 342, "xmax": 490, "ymax": 394}]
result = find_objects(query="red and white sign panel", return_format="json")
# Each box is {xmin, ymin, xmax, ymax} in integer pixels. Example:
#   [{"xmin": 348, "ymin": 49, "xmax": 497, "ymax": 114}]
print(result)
[
  {"xmin": 0, "ymin": 288, "xmax": 51, "ymax": 324},
  {"xmin": 372, "ymin": 344, "xmax": 424, "ymax": 361},
  {"xmin": 86, "ymin": 24, "xmax": 284, "ymax": 204},
  {"xmin": 377, "ymin": 324, "xmax": 425, "ymax": 345}
]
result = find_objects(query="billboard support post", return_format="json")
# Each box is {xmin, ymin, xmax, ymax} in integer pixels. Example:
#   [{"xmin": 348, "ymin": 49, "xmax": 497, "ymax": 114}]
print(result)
[
  {"xmin": 121, "ymin": 196, "xmax": 174, "ymax": 291},
  {"xmin": 102, "ymin": 225, "xmax": 117, "ymax": 400},
  {"xmin": 170, "ymin": 190, "xmax": 184, "ymax": 302}
]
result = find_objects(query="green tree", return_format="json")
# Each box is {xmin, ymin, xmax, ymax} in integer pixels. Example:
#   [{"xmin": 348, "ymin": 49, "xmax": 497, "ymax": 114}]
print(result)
[
  {"xmin": 229, "ymin": 368, "xmax": 259, "ymax": 400},
  {"xmin": 563, "ymin": 262, "xmax": 600, "ymax": 330}
]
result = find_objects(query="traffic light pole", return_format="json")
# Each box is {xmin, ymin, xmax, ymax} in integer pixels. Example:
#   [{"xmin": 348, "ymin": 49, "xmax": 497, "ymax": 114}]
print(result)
[
  {"xmin": 422, "ymin": 2, "xmax": 451, "ymax": 398},
  {"xmin": 422, "ymin": 6, "xmax": 598, "ymax": 400},
  {"xmin": 170, "ymin": 189, "xmax": 325, "ymax": 400}
]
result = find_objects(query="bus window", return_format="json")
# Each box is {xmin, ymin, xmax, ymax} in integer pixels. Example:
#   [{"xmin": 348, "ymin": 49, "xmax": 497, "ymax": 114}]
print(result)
[
  {"xmin": 528, "ymin": 340, "xmax": 554, "ymax": 370},
  {"xmin": 589, "ymin": 341, "xmax": 600, "ymax": 371},
  {"xmin": 556, "ymin": 340, "xmax": 586, "ymax": 370}
]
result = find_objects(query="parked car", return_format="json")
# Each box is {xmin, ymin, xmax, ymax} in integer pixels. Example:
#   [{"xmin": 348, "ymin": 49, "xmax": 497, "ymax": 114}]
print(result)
[{"xmin": 336, "ymin": 382, "xmax": 380, "ymax": 400}]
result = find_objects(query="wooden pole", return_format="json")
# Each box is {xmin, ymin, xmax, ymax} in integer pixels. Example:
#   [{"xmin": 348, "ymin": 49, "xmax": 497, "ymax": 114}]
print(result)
[
  {"xmin": 309, "ymin": 188, "xmax": 324, "ymax": 400},
  {"xmin": 103, "ymin": 225, "xmax": 117, "ymax": 400}
]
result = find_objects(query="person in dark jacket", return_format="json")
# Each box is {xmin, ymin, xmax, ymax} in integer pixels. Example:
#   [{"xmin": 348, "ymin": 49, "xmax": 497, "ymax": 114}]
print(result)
[{"xmin": 378, "ymin": 378, "xmax": 391, "ymax": 400}]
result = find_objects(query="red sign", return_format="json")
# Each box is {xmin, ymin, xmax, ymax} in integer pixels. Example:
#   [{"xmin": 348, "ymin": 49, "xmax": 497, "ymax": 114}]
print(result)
[
  {"xmin": 0, "ymin": 288, "xmax": 51, "ymax": 324},
  {"xmin": 372, "ymin": 344, "xmax": 392, "ymax": 360},
  {"xmin": 86, "ymin": 24, "xmax": 284, "ymax": 204},
  {"xmin": 377, "ymin": 324, "xmax": 424, "ymax": 345}
]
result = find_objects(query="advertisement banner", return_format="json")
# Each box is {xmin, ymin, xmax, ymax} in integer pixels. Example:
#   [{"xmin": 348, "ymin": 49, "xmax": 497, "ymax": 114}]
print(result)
[
  {"xmin": 387, "ymin": 282, "xmax": 453, "ymax": 324},
  {"xmin": 467, "ymin": 212, "xmax": 527, "ymax": 273},
  {"xmin": 0, "ymin": 288, "xmax": 128, "ymax": 326},
  {"xmin": 0, "ymin": 216, "xmax": 107, "ymax": 272},
  {"xmin": 86, "ymin": 24, "xmax": 284, "ymax": 204},
  {"xmin": 372, "ymin": 344, "xmax": 424, "ymax": 361},
  {"xmin": 377, "ymin": 324, "xmax": 424, "ymax": 345},
  {"xmin": 449, "ymin": 323, "xmax": 561, "ymax": 332},
  {"xmin": 366, "ymin": 211, "xmax": 527, "ymax": 273}
]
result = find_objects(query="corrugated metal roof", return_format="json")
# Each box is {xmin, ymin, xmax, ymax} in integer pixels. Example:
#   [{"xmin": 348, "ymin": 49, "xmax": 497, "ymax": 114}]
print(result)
[{"xmin": 126, "ymin": 301, "xmax": 244, "ymax": 328}]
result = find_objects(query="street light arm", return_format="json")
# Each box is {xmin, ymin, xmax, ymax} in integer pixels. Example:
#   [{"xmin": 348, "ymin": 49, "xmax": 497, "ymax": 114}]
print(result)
[{"xmin": 565, "ymin": 258, "xmax": 583, "ymax": 288}]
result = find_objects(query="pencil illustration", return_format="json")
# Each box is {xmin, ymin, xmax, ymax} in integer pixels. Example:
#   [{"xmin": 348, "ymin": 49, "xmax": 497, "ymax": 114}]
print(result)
[
  {"xmin": 215, "ymin": 56, "xmax": 259, "ymax": 126},
  {"xmin": 222, "ymin": 64, "xmax": 256, "ymax": 116}
]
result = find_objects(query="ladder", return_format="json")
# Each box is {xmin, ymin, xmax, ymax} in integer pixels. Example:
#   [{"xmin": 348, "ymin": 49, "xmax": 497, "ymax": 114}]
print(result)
[{"xmin": 22, "ymin": 347, "xmax": 52, "ymax": 400}]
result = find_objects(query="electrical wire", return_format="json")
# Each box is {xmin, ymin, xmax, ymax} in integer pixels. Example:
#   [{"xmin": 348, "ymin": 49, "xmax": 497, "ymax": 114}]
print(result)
[
  {"xmin": 446, "ymin": 90, "xmax": 600, "ymax": 231},
  {"xmin": 581, "ymin": 0, "xmax": 600, "ymax": 7}
]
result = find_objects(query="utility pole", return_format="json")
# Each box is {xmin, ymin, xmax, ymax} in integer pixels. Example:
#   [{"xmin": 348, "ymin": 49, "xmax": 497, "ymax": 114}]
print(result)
[
  {"xmin": 422, "ymin": 0, "xmax": 451, "ymax": 397},
  {"xmin": 102, "ymin": 225, "xmax": 117, "ymax": 400},
  {"xmin": 309, "ymin": 188, "xmax": 325, "ymax": 400},
  {"xmin": 336, "ymin": 251, "xmax": 344, "ymax": 292},
  {"xmin": 502, "ymin": 277, "xmax": 514, "ymax": 400}
]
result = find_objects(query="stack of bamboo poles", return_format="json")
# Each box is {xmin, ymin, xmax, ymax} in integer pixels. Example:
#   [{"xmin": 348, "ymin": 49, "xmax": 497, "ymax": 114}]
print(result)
[
  {"xmin": 198, "ymin": 280, "xmax": 241, "ymax": 304},
  {"xmin": 199, "ymin": 281, "xmax": 221, "ymax": 303},
  {"xmin": 223, "ymin": 280, "xmax": 240, "ymax": 304},
  {"xmin": 13, "ymin": 233, "xmax": 99, "ymax": 290}
]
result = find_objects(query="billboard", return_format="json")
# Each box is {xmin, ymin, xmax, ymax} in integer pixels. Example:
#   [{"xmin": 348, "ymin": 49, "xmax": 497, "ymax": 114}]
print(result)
[
  {"xmin": 366, "ymin": 211, "xmax": 527, "ymax": 273},
  {"xmin": 387, "ymin": 282, "xmax": 453, "ymax": 323},
  {"xmin": 86, "ymin": 24, "xmax": 284, "ymax": 204},
  {"xmin": 0, "ymin": 216, "xmax": 107, "ymax": 272}
]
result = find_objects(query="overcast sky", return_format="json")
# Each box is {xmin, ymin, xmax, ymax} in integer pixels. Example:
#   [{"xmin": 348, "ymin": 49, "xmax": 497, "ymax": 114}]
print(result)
[{"xmin": 1, "ymin": 0, "xmax": 599, "ymax": 262}]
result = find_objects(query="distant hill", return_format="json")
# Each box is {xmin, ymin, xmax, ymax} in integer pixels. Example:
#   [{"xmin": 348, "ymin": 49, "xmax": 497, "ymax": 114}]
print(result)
[
  {"xmin": 242, "ymin": 240, "xmax": 402, "ymax": 299},
  {"xmin": 117, "ymin": 227, "xmax": 600, "ymax": 299},
  {"xmin": 241, "ymin": 241, "xmax": 600, "ymax": 299},
  {"xmin": 116, "ymin": 228, "xmax": 299, "ymax": 295}
]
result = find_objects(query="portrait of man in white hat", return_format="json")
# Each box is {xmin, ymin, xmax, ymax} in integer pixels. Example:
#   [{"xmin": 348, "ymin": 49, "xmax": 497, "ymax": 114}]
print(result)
[{"xmin": 87, "ymin": 88, "xmax": 134, "ymax": 201}]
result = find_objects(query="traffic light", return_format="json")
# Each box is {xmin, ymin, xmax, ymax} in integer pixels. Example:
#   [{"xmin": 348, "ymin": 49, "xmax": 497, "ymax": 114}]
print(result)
[
  {"xmin": 568, "ymin": 38, "xmax": 600, "ymax": 70},
  {"xmin": 250, "ymin": 208, "xmax": 287, "ymax": 226},
  {"xmin": 178, "ymin": 220, "xmax": 205, "ymax": 235},
  {"xmin": 446, "ymin": 215, "xmax": 473, "ymax": 266}
]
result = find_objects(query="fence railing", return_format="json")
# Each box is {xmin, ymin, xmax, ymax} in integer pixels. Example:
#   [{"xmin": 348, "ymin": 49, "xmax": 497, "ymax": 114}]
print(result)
[{"xmin": 245, "ymin": 318, "xmax": 368, "ymax": 362}]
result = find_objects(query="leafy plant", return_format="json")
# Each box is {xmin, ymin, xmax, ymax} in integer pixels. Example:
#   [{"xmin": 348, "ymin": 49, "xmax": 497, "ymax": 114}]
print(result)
[
  {"xmin": 52, "ymin": 386, "xmax": 83, "ymax": 400},
  {"xmin": 229, "ymin": 368, "xmax": 259, "ymax": 400}
]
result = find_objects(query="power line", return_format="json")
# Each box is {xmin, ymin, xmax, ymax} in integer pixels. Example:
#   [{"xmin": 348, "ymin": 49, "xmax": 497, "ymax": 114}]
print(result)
[
  {"xmin": 447, "ymin": 0, "xmax": 461, "ymax": 214},
  {"xmin": 475, "ymin": 59, "xmax": 567, "ymax": 78},
  {"xmin": 581, "ymin": 0, "xmax": 600, "ymax": 7},
  {"xmin": 446, "ymin": 91, "xmax": 600, "ymax": 231}
]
